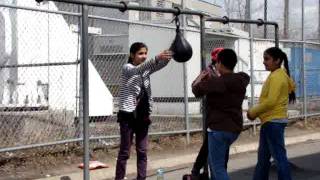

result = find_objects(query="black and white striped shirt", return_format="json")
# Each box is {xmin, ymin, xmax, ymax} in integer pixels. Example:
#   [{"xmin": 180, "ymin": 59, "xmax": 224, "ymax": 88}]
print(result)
[{"xmin": 118, "ymin": 58, "xmax": 169, "ymax": 113}]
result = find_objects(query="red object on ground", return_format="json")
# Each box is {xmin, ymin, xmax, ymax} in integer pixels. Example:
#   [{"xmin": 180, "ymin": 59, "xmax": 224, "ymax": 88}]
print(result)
[{"xmin": 78, "ymin": 161, "xmax": 109, "ymax": 170}]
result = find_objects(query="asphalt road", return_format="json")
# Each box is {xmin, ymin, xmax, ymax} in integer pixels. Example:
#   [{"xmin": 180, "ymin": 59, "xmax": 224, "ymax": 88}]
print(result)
[{"xmin": 147, "ymin": 139, "xmax": 320, "ymax": 180}]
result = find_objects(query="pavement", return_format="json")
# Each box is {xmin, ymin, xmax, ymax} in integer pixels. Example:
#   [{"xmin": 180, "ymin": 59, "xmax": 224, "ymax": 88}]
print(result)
[
  {"xmin": 147, "ymin": 139, "xmax": 320, "ymax": 180},
  {"xmin": 37, "ymin": 125, "xmax": 320, "ymax": 180}
]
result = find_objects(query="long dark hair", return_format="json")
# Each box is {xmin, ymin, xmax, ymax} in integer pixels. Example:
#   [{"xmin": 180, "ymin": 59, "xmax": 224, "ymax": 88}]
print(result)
[
  {"xmin": 128, "ymin": 42, "xmax": 148, "ymax": 64},
  {"xmin": 264, "ymin": 47, "xmax": 296, "ymax": 103}
]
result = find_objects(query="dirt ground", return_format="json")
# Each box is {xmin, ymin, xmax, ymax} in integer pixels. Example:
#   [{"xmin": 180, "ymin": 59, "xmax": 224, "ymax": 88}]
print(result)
[{"xmin": 0, "ymin": 117, "xmax": 320, "ymax": 180}]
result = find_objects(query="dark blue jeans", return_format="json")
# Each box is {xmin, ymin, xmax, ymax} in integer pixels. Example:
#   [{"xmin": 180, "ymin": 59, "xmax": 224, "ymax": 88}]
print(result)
[
  {"xmin": 115, "ymin": 121, "xmax": 149, "ymax": 180},
  {"xmin": 208, "ymin": 130, "xmax": 239, "ymax": 180},
  {"xmin": 253, "ymin": 121, "xmax": 292, "ymax": 180}
]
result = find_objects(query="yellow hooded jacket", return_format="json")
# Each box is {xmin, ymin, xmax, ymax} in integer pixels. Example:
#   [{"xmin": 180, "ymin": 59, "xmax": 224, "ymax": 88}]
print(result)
[{"xmin": 248, "ymin": 68, "xmax": 295, "ymax": 124}]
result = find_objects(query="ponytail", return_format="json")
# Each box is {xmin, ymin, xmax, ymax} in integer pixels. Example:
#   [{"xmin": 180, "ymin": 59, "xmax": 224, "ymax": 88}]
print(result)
[
  {"xmin": 264, "ymin": 47, "xmax": 296, "ymax": 104},
  {"xmin": 281, "ymin": 51, "xmax": 296, "ymax": 103}
]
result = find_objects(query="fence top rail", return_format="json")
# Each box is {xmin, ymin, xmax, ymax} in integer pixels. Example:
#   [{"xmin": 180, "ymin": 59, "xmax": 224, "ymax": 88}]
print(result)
[
  {"xmin": 0, "ymin": 2, "xmax": 81, "ymax": 16},
  {"xmin": 38, "ymin": 0, "xmax": 204, "ymax": 16},
  {"xmin": 205, "ymin": 16, "xmax": 278, "ymax": 27}
]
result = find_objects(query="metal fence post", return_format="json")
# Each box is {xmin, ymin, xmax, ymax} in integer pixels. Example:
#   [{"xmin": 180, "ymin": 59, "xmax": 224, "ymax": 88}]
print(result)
[
  {"xmin": 264, "ymin": 0, "xmax": 267, "ymax": 38},
  {"xmin": 274, "ymin": 24, "xmax": 279, "ymax": 48},
  {"xmin": 249, "ymin": 24, "xmax": 256, "ymax": 135},
  {"xmin": 181, "ymin": 0, "xmax": 190, "ymax": 144},
  {"xmin": 200, "ymin": 15, "xmax": 208, "ymax": 173},
  {"xmin": 183, "ymin": 61, "xmax": 190, "ymax": 144},
  {"xmin": 80, "ymin": 4, "xmax": 90, "ymax": 180},
  {"xmin": 9, "ymin": 0, "xmax": 18, "ymax": 103},
  {"xmin": 302, "ymin": 0, "xmax": 307, "ymax": 124}
]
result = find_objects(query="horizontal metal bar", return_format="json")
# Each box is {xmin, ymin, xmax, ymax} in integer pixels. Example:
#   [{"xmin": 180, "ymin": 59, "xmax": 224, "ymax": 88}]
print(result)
[
  {"xmin": 308, "ymin": 98, "xmax": 320, "ymax": 101},
  {"xmin": 289, "ymin": 112, "xmax": 320, "ymax": 119},
  {"xmin": 89, "ymin": 135, "xmax": 120, "ymax": 140},
  {"xmin": 251, "ymin": 69, "xmax": 268, "ymax": 72},
  {"xmin": 0, "ymin": 61, "xmax": 80, "ymax": 69},
  {"xmin": 205, "ymin": 17, "xmax": 278, "ymax": 27},
  {"xmin": 44, "ymin": 0, "xmax": 204, "ymax": 16},
  {"xmin": 252, "ymin": 81, "xmax": 264, "ymax": 85},
  {"xmin": 0, "ymin": 129, "xmax": 203, "ymax": 153},
  {"xmin": 249, "ymin": 38, "xmax": 320, "ymax": 46},
  {"xmin": 149, "ymin": 129, "xmax": 202, "ymax": 135},
  {"xmin": 205, "ymin": 31, "xmax": 247, "ymax": 39},
  {"xmin": 0, "ymin": 2, "xmax": 81, "ymax": 16},
  {"xmin": 0, "ymin": 138, "xmax": 82, "ymax": 153},
  {"xmin": 88, "ymin": 15, "xmax": 201, "ymax": 33},
  {"xmin": 279, "ymin": 39, "xmax": 320, "ymax": 45},
  {"xmin": 251, "ymin": 38, "xmax": 275, "ymax": 42},
  {"xmin": 2, "ymin": 110, "xmax": 320, "ymax": 153},
  {"xmin": 0, "ymin": 3, "xmax": 198, "ymax": 33},
  {"xmin": 92, "ymin": 53, "xmax": 127, "ymax": 56},
  {"xmin": 91, "ymin": 34, "xmax": 129, "ymax": 37}
]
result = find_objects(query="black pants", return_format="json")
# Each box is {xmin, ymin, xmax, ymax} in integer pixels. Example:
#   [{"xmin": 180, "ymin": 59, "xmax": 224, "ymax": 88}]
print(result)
[{"xmin": 115, "ymin": 111, "xmax": 150, "ymax": 180}]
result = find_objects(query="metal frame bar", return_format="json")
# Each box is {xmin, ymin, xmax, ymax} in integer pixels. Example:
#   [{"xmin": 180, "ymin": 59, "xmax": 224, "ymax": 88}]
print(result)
[
  {"xmin": 80, "ymin": 4, "xmax": 90, "ymax": 179},
  {"xmin": 0, "ymin": 2, "xmax": 81, "ymax": 16},
  {"xmin": 37, "ymin": 0, "xmax": 203, "ymax": 15},
  {"xmin": 302, "ymin": 0, "xmax": 307, "ymax": 124},
  {"xmin": 0, "ymin": 61, "xmax": 79, "ymax": 69},
  {"xmin": 0, "ymin": 129, "xmax": 203, "ymax": 153},
  {"xmin": 205, "ymin": 17, "xmax": 279, "ymax": 47}
]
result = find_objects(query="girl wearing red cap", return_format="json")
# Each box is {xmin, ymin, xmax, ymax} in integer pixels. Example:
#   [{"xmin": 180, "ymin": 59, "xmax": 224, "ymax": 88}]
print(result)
[
  {"xmin": 185, "ymin": 48, "xmax": 224, "ymax": 180},
  {"xmin": 192, "ymin": 48, "xmax": 250, "ymax": 180}
]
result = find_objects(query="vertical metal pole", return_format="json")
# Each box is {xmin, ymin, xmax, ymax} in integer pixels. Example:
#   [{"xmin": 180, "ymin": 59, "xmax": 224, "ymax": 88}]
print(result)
[
  {"xmin": 274, "ymin": 24, "xmax": 279, "ymax": 48},
  {"xmin": 200, "ymin": 15, "xmax": 208, "ymax": 174},
  {"xmin": 76, "ymin": 3, "xmax": 82, "ymax": 138},
  {"xmin": 181, "ymin": 0, "xmax": 190, "ymax": 144},
  {"xmin": 284, "ymin": 0, "xmax": 289, "ymax": 39},
  {"xmin": 9, "ymin": 0, "xmax": 18, "ymax": 104},
  {"xmin": 81, "ymin": 4, "xmax": 90, "ymax": 180},
  {"xmin": 246, "ymin": 0, "xmax": 256, "ymax": 135},
  {"xmin": 249, "ymin": 25, "xmax": 256, "ymax": 135},
  {"xmin": 264, "ymin": 0, "xmax": 267, "ymax": 38},
  {"xmin": 302, "ymin": 0, "xmax": 307, "ymax": 124},
  {"xmin": 183, "ymin": 62, "xmax": 190, "ymax": 144},
  {"xmin": 200, "ymin": 16, "xmax": 206, "ymax": 130},
  {"xmin": 245, "ymin": 0, "xmax": 251, "ymax": 32}
]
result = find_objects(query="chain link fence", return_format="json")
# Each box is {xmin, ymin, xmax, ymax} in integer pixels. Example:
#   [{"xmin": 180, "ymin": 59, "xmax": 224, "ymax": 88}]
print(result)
[
  {"xmin": 0, "ymin": 0, "xmax": 81, "ymax": 150},
  {"xmin": 0, "ymin": 0, "xmax": 320, "ymax": 178}
]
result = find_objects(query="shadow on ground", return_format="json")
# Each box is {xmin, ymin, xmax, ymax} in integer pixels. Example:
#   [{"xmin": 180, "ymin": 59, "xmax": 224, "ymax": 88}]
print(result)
[{"xmin": 229, "ymin": 152, "xmax": 320, "ymax": 180}]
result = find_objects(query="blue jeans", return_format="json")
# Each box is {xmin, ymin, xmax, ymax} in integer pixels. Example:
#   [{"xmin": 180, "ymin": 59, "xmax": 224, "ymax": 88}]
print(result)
[
  {"xmin": 208, "ymin": 130, "xmax": 239, "ymax": 180},
  {"xmin": 253, "ymin": 121, "xmax": 292, "ymax": 180}
]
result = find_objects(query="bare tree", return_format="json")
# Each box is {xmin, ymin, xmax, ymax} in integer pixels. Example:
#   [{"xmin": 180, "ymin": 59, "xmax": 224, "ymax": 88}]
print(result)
[
  {"xmin": 223, "ymin": 0, "xmax": 246, "ymax": 18},
  {"xmin": 223, "ymin": 0, "xmax": 246, "ymax": 30}
]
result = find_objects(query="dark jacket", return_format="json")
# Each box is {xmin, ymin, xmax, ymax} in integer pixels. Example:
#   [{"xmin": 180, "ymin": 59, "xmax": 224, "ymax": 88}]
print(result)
[{"xmin": 192, "ymin": 72, "xmax": 250, "ymax": 133}]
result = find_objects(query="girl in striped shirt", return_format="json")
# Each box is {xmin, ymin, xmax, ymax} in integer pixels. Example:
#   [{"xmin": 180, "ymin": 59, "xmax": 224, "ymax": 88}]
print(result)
[{"xmin": 115, "ymin": 42, "xmax": 172, "ymax": 180}]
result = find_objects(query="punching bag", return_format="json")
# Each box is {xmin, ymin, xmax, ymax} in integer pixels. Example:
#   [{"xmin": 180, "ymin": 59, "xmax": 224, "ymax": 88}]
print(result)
[{"xmin": 169, "ymin": 16, "xmax": 193, "ymax": 63}]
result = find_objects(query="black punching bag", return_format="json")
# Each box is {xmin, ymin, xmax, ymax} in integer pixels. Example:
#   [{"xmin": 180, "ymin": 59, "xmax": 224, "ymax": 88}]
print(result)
[{"xmin": 169, "ymin": 16, "xmax": 193, "ymax": 63}]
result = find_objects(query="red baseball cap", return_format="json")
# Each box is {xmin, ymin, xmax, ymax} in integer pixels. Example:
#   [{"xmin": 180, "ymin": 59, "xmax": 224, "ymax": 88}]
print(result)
[{"xmin": 211, "ymin": 47, "xmax": 224, "ymax": 62}]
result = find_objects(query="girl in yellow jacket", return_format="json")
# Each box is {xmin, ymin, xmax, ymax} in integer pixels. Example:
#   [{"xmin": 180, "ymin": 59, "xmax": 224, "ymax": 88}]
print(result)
[{"xmin": 247, "ymin": 47, "xmax": 296, "ymax": 180}]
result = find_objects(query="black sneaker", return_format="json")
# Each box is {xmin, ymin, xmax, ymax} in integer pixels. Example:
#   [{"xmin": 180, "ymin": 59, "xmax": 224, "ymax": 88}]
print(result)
[
  {"xmin": 199, "ymin": 172, "xmax": 209, "ymax": 180},
  {"xmin": 182, "ymin": 174, "xmax": 194, "ymax": 180}
]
